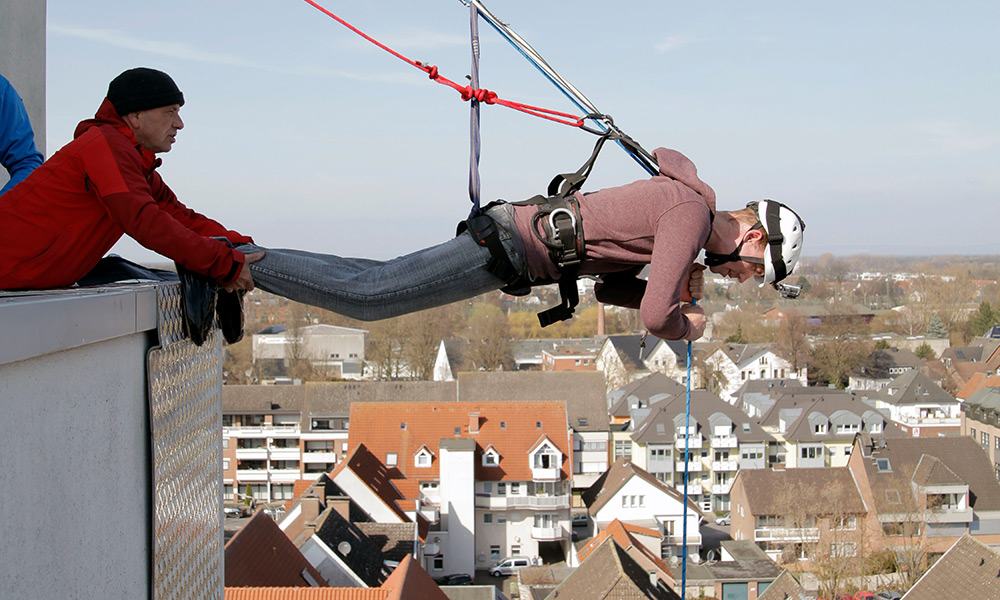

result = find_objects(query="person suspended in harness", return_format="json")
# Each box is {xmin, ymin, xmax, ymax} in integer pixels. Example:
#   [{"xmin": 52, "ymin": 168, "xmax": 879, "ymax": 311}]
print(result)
[{"xmin": 229, "ymin": 140, "xmax": 805, "ymax": 342}]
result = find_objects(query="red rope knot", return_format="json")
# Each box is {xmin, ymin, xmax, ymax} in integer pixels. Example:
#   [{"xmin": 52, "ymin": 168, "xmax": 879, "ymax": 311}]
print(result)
[
  {"xmin": 460, "ymin": 86, "xmax": 498, "ymax": 104},
  {"xmin": 416, "ymin": 62, "xmax": 439, "ymax": 80}
]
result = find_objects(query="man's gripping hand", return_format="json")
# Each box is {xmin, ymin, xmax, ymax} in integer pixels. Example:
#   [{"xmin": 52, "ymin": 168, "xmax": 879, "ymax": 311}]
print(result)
[
  {"xmin": 226, "ymin": 251, "xmax": 265, "ymax": 292},
  {"xmin": 680, "ymin": 263, "xmax": 706, "ymax": 303},
  {"xmin": 681, "ymin": 304, "xmax": 706, "ymax": 341}
]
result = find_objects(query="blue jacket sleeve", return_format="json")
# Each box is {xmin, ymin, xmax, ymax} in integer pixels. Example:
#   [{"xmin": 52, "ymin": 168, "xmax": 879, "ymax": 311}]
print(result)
[{"xmin": 0, "ymin": 75, "xmax": 44, "ymax": 196}]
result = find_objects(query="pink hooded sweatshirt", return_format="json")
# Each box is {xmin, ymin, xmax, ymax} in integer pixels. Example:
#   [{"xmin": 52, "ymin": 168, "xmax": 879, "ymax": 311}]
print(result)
[{"xmin": 512, "ymin": 147, "xmax": 716, "ymax": 340}]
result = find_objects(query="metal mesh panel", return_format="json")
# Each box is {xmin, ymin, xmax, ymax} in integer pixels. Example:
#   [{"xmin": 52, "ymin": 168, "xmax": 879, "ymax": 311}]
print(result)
[{"xmin": 148, "ymin": 283, "xmax": 224, "ymax": 600}]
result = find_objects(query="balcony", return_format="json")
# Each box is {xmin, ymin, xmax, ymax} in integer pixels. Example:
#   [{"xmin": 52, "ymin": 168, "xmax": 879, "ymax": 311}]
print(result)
[
  {"xmin": 224, "ymin": 423, "xmax": 301, "ymax": 437},
  {"xmin": 925, "ymin": 507, "xmax": 974, "ymax": 523},
  {"xmin": 675, "ymin": 436, "xmax": 703, "ymax": 450},
  {"xmin": 236, "ymin": 469, "xmax": 269, "ymax": 482},
  {"xmin": 895, "ymin": 416, "xmax": 961, "ymax": 426},
  {"xmin": 270, "ymin": 468, "xmax": 302, "ymax": 483},
  {"xmin": 302, "ymin": 451, "xmax": 338, "ymax": 463},
  {"xmin": 268, "ymin": 447, "xmax": 300, "ymax": 461},
  {"xmin": 754, "ymin": 527, "xmax": 820, "ymax": 542},
  {"xmin": 674, "ymin": 483, "xmax": 703, "ymax": 496},
  {"xmin": 531, "ymin": 466, "xmax": 561, "ymax": 482},
  {"xmin": 531, "ymin": 525, "xmax": 566, "ymax": 541},
  {"xmin": 235, "ymin": 448, "xmax": 268, "ymax": 460},
  {"xmin": 663, "ymin": 533, "xmax": 703, "ymax": 546},
  {"xmin": 475, "ymin": 494, "xmax": 570, "ymax": 510},
  {"xmin": 711, "ymin": 481, "xmax": 734, "ymax": 495},
  {"xmin": 711, "ymin": 460, "xmax": 739, "ymax": 471},
  {"xmin": 675, "ymin": 460, "xmax": 702, "ymax": 472},
  {"xmin": 711, "ymin": 436, "xmax": 738, "ymax": 449}
]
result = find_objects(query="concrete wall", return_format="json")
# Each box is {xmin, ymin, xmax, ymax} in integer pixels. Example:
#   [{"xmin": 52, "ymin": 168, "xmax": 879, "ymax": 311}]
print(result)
[
  {"xmin": 439, "ymin": 439, "xmax": 475, "ymax": 577},
  {"xmin": 0, "ymin": 0, "xmax": 46, "ymax": 174},
  {"xmin": 0, "ymin": 292, "xmax": 151, "ymax": 597}
]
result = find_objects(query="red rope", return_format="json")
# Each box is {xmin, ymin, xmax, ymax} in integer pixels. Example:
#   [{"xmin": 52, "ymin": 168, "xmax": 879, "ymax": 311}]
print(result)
[{"xmin": 301, "ymin": 0, "xmax": 586, "ymax": 128}]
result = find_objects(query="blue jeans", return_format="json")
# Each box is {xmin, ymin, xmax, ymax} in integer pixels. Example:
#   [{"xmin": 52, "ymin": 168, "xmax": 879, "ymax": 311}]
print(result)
[{"xmin": 240, "ymin": 203, "xmax": 526, "ymax": 321}]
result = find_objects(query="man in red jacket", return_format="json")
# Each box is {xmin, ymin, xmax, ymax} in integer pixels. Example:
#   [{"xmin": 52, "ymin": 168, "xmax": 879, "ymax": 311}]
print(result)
[{"xmin": 0, "ymin": 68, "xmax": 261, "ymax": 291}]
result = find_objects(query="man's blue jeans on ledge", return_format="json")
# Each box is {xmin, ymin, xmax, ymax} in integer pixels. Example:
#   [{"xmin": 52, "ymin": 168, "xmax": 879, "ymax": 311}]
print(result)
[{"xmin": 239, "ymin": 203, "xmax": 527, "ymax": 321}]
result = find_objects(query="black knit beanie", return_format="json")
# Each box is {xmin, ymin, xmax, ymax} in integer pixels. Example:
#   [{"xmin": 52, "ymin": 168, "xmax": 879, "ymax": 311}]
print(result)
[{"xmin": 107, "ymin": 68, "xmax": 185, "ymax": 116}]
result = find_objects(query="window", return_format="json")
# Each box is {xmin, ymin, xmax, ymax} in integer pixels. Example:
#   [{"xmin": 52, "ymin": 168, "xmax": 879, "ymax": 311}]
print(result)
[
  {"xmin": 483, "ymin": 482, "xmax": 492, "ymax": 493},
  {"xmin": 511, "ymin": 483, "xmax": 520, "ymax": 495},
  {"xmin": 511, "ymin": 545, "xmax": 521, "ymax": 555},
  {"xmin": 638, "ymin": 495, "xmax": 645, "ymax": 507},
  {"xmin": 483, "ymin": 450, "xmax": 499, "ymax": 467},
  {"xmin": 223, "ymin": 437, "xmax": 229, "ymax": 448},
  {"xmin": 433, "ymin": 557, "xmax": 444, "ymax": 571},
  {"xmin": 844, "ymin": 447, "xmax": 852, "ymax": 456},
  {"xmin": 222, "ymin": 415, "xmax": 235, "ymax": 427},
  {"xmin": 971, "ymin": 427, "xmax": 977, "ymax": 438},
  {"xmin": 536, "ymin": 421, "xmax": 542, "ymax": 428},
  {"xmin": 614, "ymin": 440, "xmax": 632, "ymax": 459},
  {"xmin": 223, "ymin": 484, "xmax": 234, "ymax": 499},
  {"xmin": 272, "ymin": 484, "xmax": 294, "ymax": 500},
  {"xmin": 876, "ymin": 458, "xmax": 892, "ymax": 472},
  {"xmin": 801, "ymin": 447, "xmax": 821, "ymax": 460},
  {"xmin": 870, "ymin": 422, "xmax": 883, "ymax": 433},
  {"xmin": 742, "ymin": 423, "xmax": 751, "ymax": 432},
  {"xmin": 835, "ymin": 516, "xmax": 857, "ymax": 530},
  {"xmin": 982, "ymin": 432, "xmax": 990, "ymax": 450},
  {"xmin": 223, "ymin": 459, "xmax": 230, "ymax": 470},
  {"xmin": 386, "ymin": 453, "xmax": 398, "ymax": 467},
  {"xmin": 500, "ymin": 421, "xmax": 507, "ymax": 429},
  {"xmin": 814, "ymin": 423, "xmax": 827, "ymax": 434},
  {"xmin": 416, "ymin": 452, "xmax": 431, "ymax": 467},
  {"xmin": 622, "ymin": 496, "xmax": 628, "ymax": 508},
  {"xmin": 831, "ymin": 542, "xmax": 857, "ymax": 557},
  {"xmin": 497, "ymin": 514, "xmax": 506, "ymax": 524},
  {"xmin": 498, "ymin": 482, "xmax": 506, "ymax": 495},
  {"xmin": 400, "ymin": 422, "xmax": 407, "ymax": 430},
  {"xmin": 490, "ymin": 546, "xmax": 501, "ymax": 561},
  {"xmin": 420, "ymin": 482, "xmax": 439, "ymax": 491},
  {"xmin": 741, "ymin": 449, "xmax": 763, "ymax": 461},
  {"xmin": 484, "ymin": 513, "xmax": 493, "ymax": 524}
]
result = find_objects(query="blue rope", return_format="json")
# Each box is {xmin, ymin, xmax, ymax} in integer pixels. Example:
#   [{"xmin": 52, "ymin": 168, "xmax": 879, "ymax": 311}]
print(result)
[{"xmin": 681, "ymin": 320, "xmax": 694, "ymax": 600}]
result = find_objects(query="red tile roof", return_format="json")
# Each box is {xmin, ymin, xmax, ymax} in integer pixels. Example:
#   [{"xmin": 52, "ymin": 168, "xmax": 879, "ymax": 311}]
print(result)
[
  {"xmin": 225, "ymin": 511, "xmax": 327, "ymax": 588},
  {"xmin": 335, "ymin": 444, "xmax": 411, "ymax": 522},
  {"xmin": 347, "ymin": 401, "xmax": 571, "ymax": 484},
  {"xmin": 576, "ymin": 519, "xmax": 675, "ymax": 586},
  {"xmin": 381, "ymin": 554, "xmax": 449, "ymax": 600},
  {"xmin": 225, "ymin": 590, "xmax": 386, "ymax": 600},
  {"xmin": 957, "ymin": 373, "xmax": 1000, "ymax": 400}
]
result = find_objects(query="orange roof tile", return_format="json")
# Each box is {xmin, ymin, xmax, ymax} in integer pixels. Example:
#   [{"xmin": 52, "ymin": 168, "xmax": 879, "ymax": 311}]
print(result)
[
  {"xmin": 337, "ymin": 444, "xmax": 411, "ymax": 522},
  {"xmin": 957, "ymin": 373, "xmax": 1000, "ymax": 400},
  {"xmin": 621, "ymin": 522, "xmax": 661, "ymax": 538},
  {"xmin": 224, "ymin": 511, "xmax": 327, "ymax": 588},
  {"xmin": 381, "ymin": 554, "xmax": 449, "ymax": 600},
  {"xmin": 225, "ymin": 590, "xmax": 386, "ymax": 600},
  {"xmin": 347, "ymin": 401, "xmax": 571, "ymax": 485}
]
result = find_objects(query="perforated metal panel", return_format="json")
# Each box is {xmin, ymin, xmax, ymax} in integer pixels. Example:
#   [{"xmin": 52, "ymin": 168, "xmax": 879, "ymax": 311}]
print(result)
[{"xmin": 148, "ymin": 283, "xmax": 224, "ymax": 600}]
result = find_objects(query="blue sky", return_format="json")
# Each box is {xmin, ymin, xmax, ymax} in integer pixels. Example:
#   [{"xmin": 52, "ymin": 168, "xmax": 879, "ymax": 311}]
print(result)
[{"xmin": 46, "ymin": 0, "xmax": 1000, "ymax": 260}]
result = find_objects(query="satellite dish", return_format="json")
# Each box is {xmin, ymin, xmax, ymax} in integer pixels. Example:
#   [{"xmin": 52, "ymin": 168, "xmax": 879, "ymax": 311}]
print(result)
[
  {"xmin": 705, "ymin": 550, "xmax": 716, "ymax": 561},
  {"xmin": 338, "ymin": 541, "xmax": 352, "ymax": 555},
  {"xmin": 424, "ymin": 542, "xmax": 440, "ymax": 555}
]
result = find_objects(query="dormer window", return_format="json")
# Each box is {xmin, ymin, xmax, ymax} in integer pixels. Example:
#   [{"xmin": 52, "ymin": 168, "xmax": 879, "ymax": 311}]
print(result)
[
  {"xmin": 482, "ymin": 446, "xmax": 501, "ymax": 467},
  {"xmin": 386, "ymin": 453, "xmax": 398, "ymax": 467},
  {"xmin": 414, "ymin": 446, "xmax": 434, "ymax": 468},
  {"xmin": 814, "ymin": 423, "xmax": 827, "ymax": 434}
]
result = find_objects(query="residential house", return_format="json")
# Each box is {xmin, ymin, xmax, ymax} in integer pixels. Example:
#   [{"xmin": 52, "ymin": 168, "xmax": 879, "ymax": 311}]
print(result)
[
  {"xmin": 456, "ymin": 371, "xmax": 610, "ymax": 495},
  {"xmin": 900, "ymin": 535, "xmax": 1000, "ymax": 600},
  {"xmin": 957, "ymin": 373, "xmax": 1000, "ymax": 402},
  {"xmin": 573, "ymin": 519, "xmax": 680, "ymax": 592},
  {"xmin": 545, "ymin": 535, "xmax": 681, "ymax": 599},
  {"xmin": 225, "ymin": 511, "xmax": 327, "ymax": 588},
  {"xmin": 756, "ymin": 571, "xmax": 809, "ymax": 600},
  {"xmin": 596, "ymin": 334, "xmax": 704, "ymax": 390},
  {"xmin": 961, "ymin": 386, "xmax": 1000, "ymax": 478},
  {"xmin": 861, "ymin": 370, "xmax": 961, "ymax": 437},
  {"xmin": 697, "ymin": 541, "xmax": 782, "ymax": 600},
  {"xmin": 732, "ymin": 379, "xmax": 805, "ymax": 418},
  {"xmin": 515, "ymin": 563, "xmax": 575, "ymax": 600},
  {"xmin": 941, "ymin": 337, "xmax": 1000, "ymax": 392},
  {"xmin": 253, "ymin": 324, "xmax": 368, "ymax": 381},
  {"xmin": 704, "ymin": 343, "xmax": 806, "ymax": 403},
  {"xmin": 511, "ymin": 337, "xmax": 603, "ymax": 371},
  {"xmin": 223, "ymin": 554, "xmax": 449, "ymax": 600},
  {"xmin": 540, "ymin": 345, "xmax": 597, "ymax": 371},
  {"xmin": 729, "ymin": 467, "xmax": 867, "ymax": 564},
  {"xmin": 761, "ymin": 303, "xmax": 875, "ymax": 329},
  {"xmin": 582, "ymin": 459, "xmax": 703, "ymax": 561},
  {"xmin": 337, "ymin": 401, "xmax": 574, "ymax": 578},
  {"xmin": 607, "ymin": 372, "xmax": 686, "ymax": 426},
  {"xmin": 847, "ymin": 434, "xmax": 1000, "ymax": 559},
  {"xmin": 755, "ymin": 390, "xmax": 893, "ymax": 468},
  {"xmin": 615, "ymin": 376, "xmax": 773, "ymax": 512},
  {"xmin": 849, "ymin": 347, "xmax": 925, "ymax": 392}
]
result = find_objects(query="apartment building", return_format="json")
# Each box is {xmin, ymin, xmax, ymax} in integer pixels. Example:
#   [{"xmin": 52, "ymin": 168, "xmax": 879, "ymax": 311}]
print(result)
[
  {"xmin": 612, "ymin": 374, "xmax": 774, "ymax": 513},
  {"xmin": 541, "ymin": 345, "xmax": 597, "ymax": 371},
  {"xmin": 597, "ymin": 334, "xmax": 705, "ymax": 390},
  {"xmin": 222, "ymin": 382, "xmax": 453, "ymax": 502},
  {"xmin": 848, "ymin": 347, "xmax": 925, "ymax": 391},
  {"xmin": 863, "ymin": 370, "xmax": 961, "ymax": 437},
  {"xmin": 962, "ymin": 386, "xmax": 1000, "ymax": 479},
  {"xmin": 252, "ymin": 324, "xmax": 368, "ymax": 381},
  {"xmin": 704, "ymin": 343, "xmax": 806, "ymax": 403},
  {"xmin": 753, "ymin": 389, "xmax": 893, "ymax": 468},
  {"xmin": 729, "ymin": 467, "xmax": 867, "ymax": 563},
  {"xmin": 337, "ymin": 400, "xmax": 574, "ymax": 578}
]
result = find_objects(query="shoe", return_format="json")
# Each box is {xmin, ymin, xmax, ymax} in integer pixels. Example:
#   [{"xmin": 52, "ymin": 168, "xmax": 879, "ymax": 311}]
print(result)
[
  {"xmin": 216, "ymin": 289, "xmax": 246, "ymax": 344},
  {"xmin": 176, "ymin": 263, "xmax": 218, "ymax": 347}
]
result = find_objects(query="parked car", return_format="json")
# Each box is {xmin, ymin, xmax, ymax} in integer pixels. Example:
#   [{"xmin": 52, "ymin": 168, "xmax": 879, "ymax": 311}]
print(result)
[
  {"xmin": 572, "ymin": 514, "xmax": 589, "ymax": 528},
  {"xmin": 875, "ymin": 593, "xmax": 902, "ymax": 600},
  {"xmin": 714, "ymin": 514, "xmax": 731, "ymax": 526},
  {"xmin": 434, "ymin": 573, "xmax": 474, "ymax": 586},
  {"xmin": 223, "ymin": 506, "xmax": 244, "ymax": 519},
  {"xmin": 489, "ymin": 556, "xmax": 532, "ymax": 577}
]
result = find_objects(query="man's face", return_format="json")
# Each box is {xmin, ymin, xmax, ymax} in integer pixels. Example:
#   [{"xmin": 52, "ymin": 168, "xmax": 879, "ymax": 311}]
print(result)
[
  {"xmin": 707, "ymin": 230, "xmax": 766, "ymax": 283},
  {"xmin": 129, "ymin": 104, "xmax": 184, "ymax": 153}
]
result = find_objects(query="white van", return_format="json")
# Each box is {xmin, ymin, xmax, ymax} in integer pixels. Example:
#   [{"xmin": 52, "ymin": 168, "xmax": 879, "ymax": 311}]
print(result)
[{"xmin": 489, "ymin": 556, "xmax": 532, "ymax": 577}]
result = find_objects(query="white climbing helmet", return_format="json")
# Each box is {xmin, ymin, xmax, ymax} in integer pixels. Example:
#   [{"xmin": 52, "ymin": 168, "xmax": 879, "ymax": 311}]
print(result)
[{"xmin": 749, "ymin": 200, "xmax": 805, "ymax": 286}]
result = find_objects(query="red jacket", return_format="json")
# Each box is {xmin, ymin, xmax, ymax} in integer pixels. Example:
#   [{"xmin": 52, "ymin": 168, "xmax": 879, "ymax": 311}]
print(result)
[{"xmin": 0, "ymin": 98, "xmax": 251, "ymax": 290}]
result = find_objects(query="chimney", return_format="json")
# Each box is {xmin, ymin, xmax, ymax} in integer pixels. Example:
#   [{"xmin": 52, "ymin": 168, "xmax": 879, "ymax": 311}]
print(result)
[
  {"xmin": 469, "ymin": 412, "xmax": 480, "ymax": 434},
  {"xmin": 327, "ymin": 495, "xmax": 351, "ymax": 520},
  {"xmin": 301, "ymin": 495, "xmax": 321, "ymax": 522}
]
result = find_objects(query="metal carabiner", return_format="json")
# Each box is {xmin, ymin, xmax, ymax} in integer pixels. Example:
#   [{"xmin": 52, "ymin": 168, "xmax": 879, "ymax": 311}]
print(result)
[{"xmin": 547, "ymin": 207, "xmax": 577, "ymax": 237}]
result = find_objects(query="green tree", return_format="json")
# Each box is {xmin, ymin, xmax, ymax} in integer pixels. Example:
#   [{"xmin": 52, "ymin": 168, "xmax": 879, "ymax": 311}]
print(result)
[
  {"xmin": 965, "ymin": 302, "xmax": 996, "ymax": 339},
  {"xmin": 914, "ymin": 343, "xmax": 935, "ymax": 360},
  {"xmin": 725, "ymin": 324, "xmax": 746, "ymax": 344},
  {"xmin": 926, "ymin": 314, "xmax": 949, "ymax": 338}
]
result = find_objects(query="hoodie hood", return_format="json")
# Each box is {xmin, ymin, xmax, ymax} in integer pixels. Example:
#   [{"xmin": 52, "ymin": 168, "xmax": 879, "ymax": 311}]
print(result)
[
  {"xmin": 74, "ymin": 98, "xmax": 157, "ymax": 171},
  {"xmin": 652, "ymin": 147, "xmax": 716, "ymax": 215}
]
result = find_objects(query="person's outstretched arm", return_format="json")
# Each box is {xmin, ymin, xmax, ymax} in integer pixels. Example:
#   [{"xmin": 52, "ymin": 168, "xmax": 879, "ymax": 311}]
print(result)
[{"xmin": 0, "ymin": 76, "xmax": 44, "ymax": 195}]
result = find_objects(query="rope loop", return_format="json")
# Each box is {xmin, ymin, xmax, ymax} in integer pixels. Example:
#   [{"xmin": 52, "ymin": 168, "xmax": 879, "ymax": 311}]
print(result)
[{"xmin": 460, "ymin": 86, "xmax": 498, "ymax": 104}]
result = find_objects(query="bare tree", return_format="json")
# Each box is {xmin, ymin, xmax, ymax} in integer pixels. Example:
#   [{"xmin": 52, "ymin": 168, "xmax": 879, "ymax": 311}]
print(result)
[
  {"xmin": 464, "ymin": 301, "xmax": 511, "ymax": 371},
  {"xmin": 774, "ymin": 310, "xmax": 810, "ymax": 372}
]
